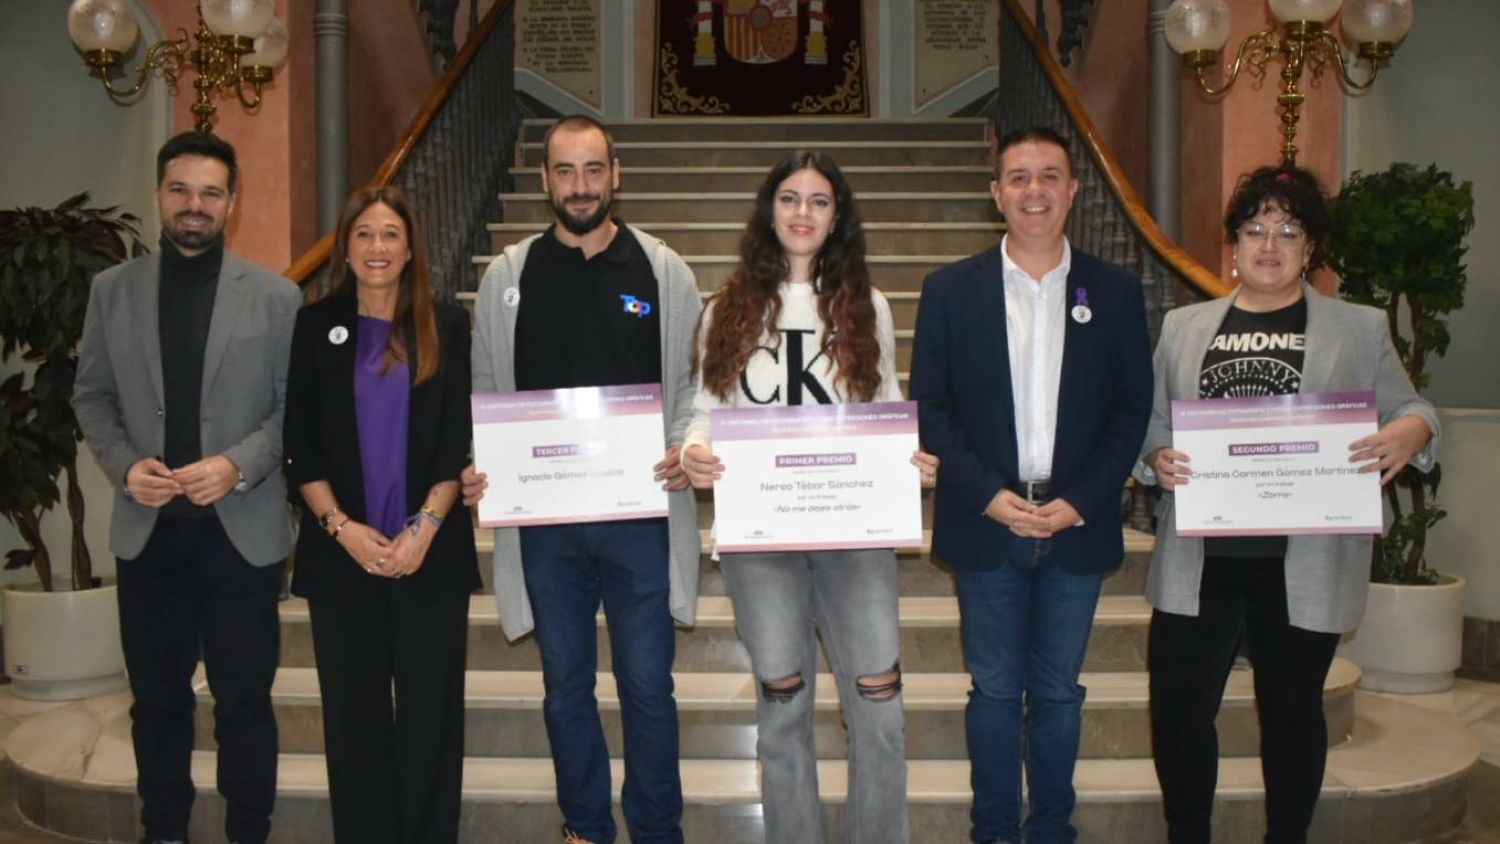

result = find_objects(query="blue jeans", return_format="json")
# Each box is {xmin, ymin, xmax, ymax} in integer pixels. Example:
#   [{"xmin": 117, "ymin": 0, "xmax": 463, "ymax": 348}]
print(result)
[
  {"xmin": 954, "ymin": 562, "xmax": 1104, "ymax": 844},
  {"xmin": 520, "ymin": 518, "xmax": 683, "ymax": 844}
]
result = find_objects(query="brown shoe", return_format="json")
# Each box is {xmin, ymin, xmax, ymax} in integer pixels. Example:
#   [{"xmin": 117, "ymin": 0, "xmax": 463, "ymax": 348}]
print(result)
[{"xmin": 562, "ymin": 828, "xmax": 595, "ymax": 844}]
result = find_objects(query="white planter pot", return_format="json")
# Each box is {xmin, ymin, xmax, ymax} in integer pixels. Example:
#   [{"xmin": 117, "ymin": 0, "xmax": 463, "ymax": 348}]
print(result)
[
  {"xmin": 1338, "ymin": 574, "xmax": 1466, "ymax": 694},
  {"xmin": 2, "ymin": 582, "xmax": 127, "ymax": 701}
]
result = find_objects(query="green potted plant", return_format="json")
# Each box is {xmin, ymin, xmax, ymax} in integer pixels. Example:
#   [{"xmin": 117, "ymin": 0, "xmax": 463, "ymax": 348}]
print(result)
[
  {"xmin": 0, "ymin": 192, "xmax": 143, "ymax": 699},
  {"xmin": 1325, "ymin": 162, "xmax": 1475, "ymax": 692}
]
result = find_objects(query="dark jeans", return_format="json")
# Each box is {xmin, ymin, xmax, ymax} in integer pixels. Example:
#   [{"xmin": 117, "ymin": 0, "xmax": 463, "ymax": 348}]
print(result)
[
  {"xmin": 308, "ymin": 585, "xmax": 470, "ymax": 843},
  {"xmin": 520, "ymin": 518, "xmax": 682, "ymax": 844},
  {"xmin": 1148, "ymin": 556, "xmax": 1340, "ymax": 844},
  {"xmin": 954, "ymin": 562, "xmax": 1104, "ymax": 844},
  {"xmin": 116, "ymin": 516, "xmax": 283, "ymax": 844}
]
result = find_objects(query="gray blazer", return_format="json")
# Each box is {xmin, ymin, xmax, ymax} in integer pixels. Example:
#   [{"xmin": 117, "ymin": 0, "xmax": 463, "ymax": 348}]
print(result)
[
  {"xmin": 1134, "ymin": 283, "xmax": 1439, "ymax": 633},
  {"xmin": 472, "ymin": 224, "xmax": 703, "ymax": 641},
  {"xmin": 72, "ymin": 250, "xmax": 302, "ymax": 566}
]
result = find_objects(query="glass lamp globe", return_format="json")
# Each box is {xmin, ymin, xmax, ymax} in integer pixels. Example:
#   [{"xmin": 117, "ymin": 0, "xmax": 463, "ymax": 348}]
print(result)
[
  {"xmin": 240, "ymin": 15, "xmax": 289, "ymax": 69},
  {"xmin": 1342, "ymin": 0, "xmax": 1413, "ymax": 44},
  {"xmin": 201, "ymin": 0, "xmax": 275, "ymax": 39},
  {"xmin": 1164, "ymin": 0, "xmax": 1233, "ymax": 54},
  {"xmin": 1268, "ymin": 0, "xmax": 1344, "ymax": 24},
  {"xmin": 66, "ymin": 0, "xmax": 140, "ymax": 54}
]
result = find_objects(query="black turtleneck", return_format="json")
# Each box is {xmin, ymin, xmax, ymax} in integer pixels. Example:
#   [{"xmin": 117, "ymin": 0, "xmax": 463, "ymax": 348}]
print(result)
[{"xmin": 158, "ymin": 234, "xmax": 224, "ymax": 518}]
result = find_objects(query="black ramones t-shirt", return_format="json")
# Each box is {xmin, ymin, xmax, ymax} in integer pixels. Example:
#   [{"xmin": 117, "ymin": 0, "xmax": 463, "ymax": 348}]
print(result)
[{"xmin": 1197, "ymin": 298, "xmax": 1308, "ymax": 558}]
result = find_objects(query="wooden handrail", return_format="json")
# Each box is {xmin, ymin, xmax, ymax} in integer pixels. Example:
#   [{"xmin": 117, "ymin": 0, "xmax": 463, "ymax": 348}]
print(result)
[
  {"xmin": 1000, "ymin": 0, "xmax": 1230, "ymax": 299},
  {"xmin": 284, "ymin": 0, "xmax": 515, "ymax": 284}
]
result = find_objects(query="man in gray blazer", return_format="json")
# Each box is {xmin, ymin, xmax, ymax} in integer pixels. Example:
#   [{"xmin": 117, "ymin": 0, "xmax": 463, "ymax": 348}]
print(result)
[{"xmin": 72, "ymin": 132, "xmax": 301, "ymax": 844}]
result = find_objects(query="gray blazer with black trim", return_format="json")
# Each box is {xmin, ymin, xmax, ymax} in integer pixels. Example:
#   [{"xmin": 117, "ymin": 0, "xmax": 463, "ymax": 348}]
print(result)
[
  {"xmin": 72, "ymin": 249, "xmax": 301, "ymax": 566},
  {"xmin": 1134, "ymin": 282, "xmax": 1439, "ymax": 633}
]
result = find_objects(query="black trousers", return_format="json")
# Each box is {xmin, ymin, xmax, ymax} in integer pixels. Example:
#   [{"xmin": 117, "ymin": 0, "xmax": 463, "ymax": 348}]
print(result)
[
  {"xmin": 308, "ymin": 583, "xmax": 470, "ymax": 843},
  {"xmin": 116, "ymin": 516, "xmax": 283, "ymax": 844},
  {"xmin": 1148, "ymin": 556, "xmax": 1340, "ymax": 844}
]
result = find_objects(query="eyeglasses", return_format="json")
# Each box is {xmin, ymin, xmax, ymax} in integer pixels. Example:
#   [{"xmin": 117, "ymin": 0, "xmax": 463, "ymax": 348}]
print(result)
[{"xmin": 1238, "ymin": 222, "xmax": 1306, "ymax": 246}]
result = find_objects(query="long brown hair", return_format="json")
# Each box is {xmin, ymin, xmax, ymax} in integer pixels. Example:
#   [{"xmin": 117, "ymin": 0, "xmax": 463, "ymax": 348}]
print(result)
[
  {"xmin": 318, "ymin": 186, "xmax": 440, "ymax": 385},
  {"xmin": 694, "ymin": 151, "xmax": 881, "ymax": 402}
]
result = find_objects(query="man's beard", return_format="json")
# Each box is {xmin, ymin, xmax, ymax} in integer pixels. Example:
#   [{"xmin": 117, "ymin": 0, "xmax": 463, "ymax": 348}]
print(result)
[
  {"xmin": 550, "ymin": 191, "xmax": 612, "ymax": 237},
  {"xmin": 163, "ymin": 212, "xmax": 223, "ymax": 251}
]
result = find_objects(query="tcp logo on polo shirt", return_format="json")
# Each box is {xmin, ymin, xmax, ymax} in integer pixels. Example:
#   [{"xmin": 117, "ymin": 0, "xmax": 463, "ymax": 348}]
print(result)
[{"xmin": 620, "ymin": 294, "xmax": 653, "ymax": 318}]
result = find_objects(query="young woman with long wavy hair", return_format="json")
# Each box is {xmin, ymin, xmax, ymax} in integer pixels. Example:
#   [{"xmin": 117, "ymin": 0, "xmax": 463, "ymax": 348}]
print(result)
[{"xmin": 681, "ymin": 151, "xmax": 936, "ymax": 844}]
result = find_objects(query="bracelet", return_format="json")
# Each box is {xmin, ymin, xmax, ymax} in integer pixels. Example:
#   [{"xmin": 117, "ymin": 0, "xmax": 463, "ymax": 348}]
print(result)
[
  {"xmin": 404, "ymin": 507, "xmax": 444, "ymax": 536},
  {"xmin": 330, "ymin": 517, "xmax": 351, "ymax": 540},
  {"xmin": 318, "ymin": 506, "xmax": 343, "ymax": 531}
]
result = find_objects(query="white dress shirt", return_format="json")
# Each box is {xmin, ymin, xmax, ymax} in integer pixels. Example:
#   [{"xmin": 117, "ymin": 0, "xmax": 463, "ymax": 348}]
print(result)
[{"xmin": 1000, "ymin": 235, "xmax": 1071, "ymax": 483}]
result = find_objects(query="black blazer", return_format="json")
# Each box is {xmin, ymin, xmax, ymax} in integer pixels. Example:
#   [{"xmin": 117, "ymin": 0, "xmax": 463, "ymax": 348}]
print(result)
[
  {"xmin": 283, "ymin": 290, "xmax": 479, "ymax": 599},
  {"xmin": 909, "ymin": 247, "xmax": 1153, "ymax": 574}
]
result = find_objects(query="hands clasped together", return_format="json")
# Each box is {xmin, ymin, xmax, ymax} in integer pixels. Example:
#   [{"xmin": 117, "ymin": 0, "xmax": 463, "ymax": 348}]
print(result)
[
  {"xmin": 125, "ymin": 454, "xmax": 239, "ymax": 507},
  {"xmin": 326, "ymin": 514, "xmax": 435, "ymax": 579},
  {"xmin": 984, "ymin": 490, "xmax": 1082, "ymax": 539}
]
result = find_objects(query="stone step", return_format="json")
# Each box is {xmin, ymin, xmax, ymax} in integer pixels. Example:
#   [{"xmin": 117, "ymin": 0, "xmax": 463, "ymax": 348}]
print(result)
[
  {"xmin": 519, "ymin": 140, "xmax": 993, "ymax": 168},
  {"xmin": 489, "ymin": 220, "xmax": 1002, "ymax": 256},
  {"xmin": 509, "ymin": 166, "xmax": 996, "ymax": 193},
  {"xmin": 519, "ymin": 117, "xmax": 989, "ymax": 144},
  {"xmin": 498, "ymin": 192, "xmax": 1001, "ymax": 224},
  {"xmin": 276, "ymin": 595, "xmax": 1154, "ymax": 675},
  {"xmin": 198, "ymin": 661, "xmax": 1359, "ymax": 761},
  {"xmin": 469, "ymin": 526, "xmax": 1156, "ymax": 599},
  {"xmin": 11, "ymin": 691, "xmax": 1477, "ymax": 843},
  {"xmin": 465, "ymin": 255, "xmax": 957, "ymax": 297}
]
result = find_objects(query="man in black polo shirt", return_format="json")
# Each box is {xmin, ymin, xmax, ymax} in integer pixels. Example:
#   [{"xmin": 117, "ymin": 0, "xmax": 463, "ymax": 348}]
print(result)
[
  {"xmin": 465, "ymin": 115, "xmax": 702, "ymax": 844},
  {"xmin": 73, "ymin": 131, "xmax": 300, "ymax": 844}
]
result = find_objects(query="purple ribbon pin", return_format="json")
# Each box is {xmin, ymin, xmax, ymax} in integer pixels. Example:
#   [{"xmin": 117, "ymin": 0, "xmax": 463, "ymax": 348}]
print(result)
[{"xmin": 1075, "ymin": 288, "xmax": 1089, "ymax": 309}]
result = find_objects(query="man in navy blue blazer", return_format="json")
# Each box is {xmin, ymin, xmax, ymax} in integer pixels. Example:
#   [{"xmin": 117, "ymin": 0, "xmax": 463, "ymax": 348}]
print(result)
[{"xmin": 910, "ymin": 127, "xmax": 1152, "ymax": 844}]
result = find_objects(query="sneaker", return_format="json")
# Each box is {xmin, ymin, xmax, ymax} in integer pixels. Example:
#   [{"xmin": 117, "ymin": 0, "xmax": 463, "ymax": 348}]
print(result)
[{"xmin": 562, "ymin": 828, "xmax": 595, "ymax": 844}]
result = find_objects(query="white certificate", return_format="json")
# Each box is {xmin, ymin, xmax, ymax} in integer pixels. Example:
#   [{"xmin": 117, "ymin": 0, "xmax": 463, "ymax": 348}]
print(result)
[
  {"xmin": 710, "ymin": 401, "xmax": 922, "ymax": 553},
  {"xmin": 1171, "ymin": 391, "xmax": 1382, "ymax": 537},
  {"xmin": 471, "ymin": 384, "xmax": 667, "ymax": 528}
]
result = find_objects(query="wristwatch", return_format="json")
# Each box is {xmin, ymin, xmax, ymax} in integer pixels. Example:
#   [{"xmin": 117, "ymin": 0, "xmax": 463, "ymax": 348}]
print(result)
[
  {"xmin": 233, "ymin": 468, "xmax": 250, "ymax": 493},
  {"xmin": 318, "ymin": 506, "xmax": 343, "ymax": 531}
]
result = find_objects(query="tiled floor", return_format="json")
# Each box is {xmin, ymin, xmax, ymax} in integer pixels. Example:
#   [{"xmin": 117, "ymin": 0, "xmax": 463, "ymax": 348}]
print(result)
[{"xmin": 3, "ymin": 678, "xmax": 1499, "ymax": 843}]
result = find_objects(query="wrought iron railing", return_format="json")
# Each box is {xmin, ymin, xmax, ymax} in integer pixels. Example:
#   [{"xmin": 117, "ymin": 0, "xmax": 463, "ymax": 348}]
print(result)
[
  {"xmin": 286, "ymin": 0, "xmax": 517, "ymax": 300},
  {"xmin": 999, "ymin": 0, "xmax": 1227, "ymax": 340}
]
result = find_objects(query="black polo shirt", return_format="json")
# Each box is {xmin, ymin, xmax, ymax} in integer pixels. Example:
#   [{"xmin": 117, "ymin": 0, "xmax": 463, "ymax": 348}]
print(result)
[{"xmin": 514, "ymin": 222, "xmax": 663, "ymax": 391}]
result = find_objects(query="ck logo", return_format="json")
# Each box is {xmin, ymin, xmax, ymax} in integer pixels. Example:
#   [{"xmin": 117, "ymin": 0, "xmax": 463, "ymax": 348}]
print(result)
[{"xmin": 620, "ymin": 294, "xmax": 652, "ymax": 317}]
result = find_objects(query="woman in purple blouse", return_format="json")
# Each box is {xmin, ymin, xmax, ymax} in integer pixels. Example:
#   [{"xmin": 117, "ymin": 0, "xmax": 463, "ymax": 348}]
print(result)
[{"xmin": 283, "ymin": 186, "xmax": 479, "ymax": 843}]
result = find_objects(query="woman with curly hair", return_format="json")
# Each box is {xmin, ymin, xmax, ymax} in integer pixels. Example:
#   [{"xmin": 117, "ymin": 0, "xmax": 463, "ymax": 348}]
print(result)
[
  {"xmin": 1137, "ymin": 164, "xmax": 1438, "ymax": 843},
  {"xmin": 680, "ymin": 151, "xmax": 935, "ymax": 844}
]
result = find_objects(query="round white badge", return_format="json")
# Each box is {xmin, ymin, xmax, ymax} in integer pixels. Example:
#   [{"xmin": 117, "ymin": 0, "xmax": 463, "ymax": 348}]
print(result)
[
  {"xmin": 502, "ymin": 286, "xmax": 521, "ymax": 308},
  {"xmin": 1071, "ymin": 305, "xmax": 1093, "ymax": 324},
  {"xmin": 328, "ymin": 326, "xmax": 349, "ymax": 345}
]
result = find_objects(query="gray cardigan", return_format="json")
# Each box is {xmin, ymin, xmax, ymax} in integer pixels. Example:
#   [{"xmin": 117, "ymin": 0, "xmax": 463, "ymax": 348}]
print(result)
[
  {"xmin": 472, "ymin": 224, "xmax": 703, "ymax": 641},
  {"xmin": 1134, "ymin": 283, "xmax": 1439, "ymax": 633}
]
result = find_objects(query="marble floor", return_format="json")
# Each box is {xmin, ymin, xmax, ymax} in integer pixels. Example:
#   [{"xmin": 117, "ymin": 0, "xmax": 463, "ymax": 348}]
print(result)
[{"xmin": 3, "ymin": 677, "xmax": 1499, "ymax": 843}]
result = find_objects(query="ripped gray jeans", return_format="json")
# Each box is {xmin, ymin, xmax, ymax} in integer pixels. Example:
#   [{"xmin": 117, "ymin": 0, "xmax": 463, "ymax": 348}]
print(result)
[{"xmin": 721, "ymin": 548, "xmax": 908, "ymax": 844}]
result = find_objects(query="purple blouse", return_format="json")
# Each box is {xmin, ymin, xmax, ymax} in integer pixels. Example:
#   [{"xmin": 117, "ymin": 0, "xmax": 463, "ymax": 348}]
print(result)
[{"xmin": 354, "ymin": 316, "xmax": 411, "ymax": 538}]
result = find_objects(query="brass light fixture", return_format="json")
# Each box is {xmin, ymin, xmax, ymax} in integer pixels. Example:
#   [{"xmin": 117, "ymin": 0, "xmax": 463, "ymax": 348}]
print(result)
[
  {"xmin": 66, "ymin": 0, "xmax": 289, "ymax": 133},
  {"xmin": 1163, "ymin": 0, "xmax": 1413, "ymax": 165}
]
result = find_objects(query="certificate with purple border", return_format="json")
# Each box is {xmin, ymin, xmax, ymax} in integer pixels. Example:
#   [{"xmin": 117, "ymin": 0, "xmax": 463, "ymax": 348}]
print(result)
[
  {"xmin": 1171, "ymin": 390, "xmax": 1382, "ymax": 537},
  {"xmin": 710, "ymin": 401, "xmax": 922, "ymax": 553},
  {"xmin": 471, "ymin": 384, "xmax": 667, "ymax": 527}
]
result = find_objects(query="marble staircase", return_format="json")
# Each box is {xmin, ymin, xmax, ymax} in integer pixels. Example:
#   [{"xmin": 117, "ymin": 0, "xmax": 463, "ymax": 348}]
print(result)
[{"xmin": 4, "ymin": 118, "xmax": 1481, "ymax": 842}]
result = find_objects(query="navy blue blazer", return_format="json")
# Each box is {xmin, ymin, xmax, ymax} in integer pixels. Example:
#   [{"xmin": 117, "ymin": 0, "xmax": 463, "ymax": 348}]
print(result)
[{"xmin": 909, "ymin": 246, "xmax": 1152, "ymax": 574}]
